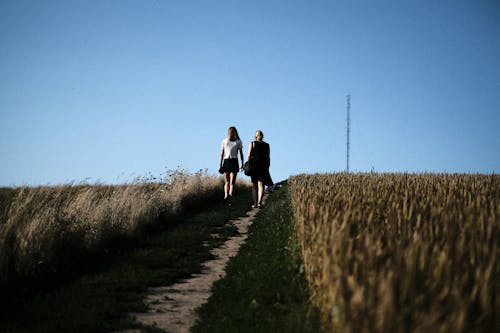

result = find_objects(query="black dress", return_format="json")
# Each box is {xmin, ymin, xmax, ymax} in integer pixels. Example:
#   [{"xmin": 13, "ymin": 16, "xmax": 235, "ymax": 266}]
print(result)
[{"xmin": 250, "ymin": 141, "xmax": 273, "ymax": 186}]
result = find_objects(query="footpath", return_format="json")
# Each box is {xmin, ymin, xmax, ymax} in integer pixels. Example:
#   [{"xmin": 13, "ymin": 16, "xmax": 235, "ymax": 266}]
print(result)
[{"xmin": 118, "ymin": 201, "xmax": 262, "ymax": 333}]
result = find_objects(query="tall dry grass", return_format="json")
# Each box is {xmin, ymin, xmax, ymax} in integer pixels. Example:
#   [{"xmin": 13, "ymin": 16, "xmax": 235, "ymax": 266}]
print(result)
[
  {"xmin": 289, "ymin": 173, "xmax": 498, "ymax": 333},
  {"xmin": 0, "ymin": 170, "xmax": 231, "ymax": 285}
]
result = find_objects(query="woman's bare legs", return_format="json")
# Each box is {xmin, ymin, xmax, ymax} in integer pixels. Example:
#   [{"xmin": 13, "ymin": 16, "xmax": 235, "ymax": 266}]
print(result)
[
  {"xmin": 224, "ymin": 172, "xmax": 230, "ymax": 199},
  {"xmin": 224, "ymin": 172, "xmax": 238, "ymax": 205},
  {"xmin": 252, "ymin": 182, "xmax": 258, "ymax": 207},
  {"xmin": 229, "ymin": 172, "xmax": 237, "ymax": 197},
  {"xmin": 258, "ymin": 181, "xmax": 265, "ymax": 207},
  {"xmin": 252, "ymin": 181, "xmax": 265, "ymax": 208}
]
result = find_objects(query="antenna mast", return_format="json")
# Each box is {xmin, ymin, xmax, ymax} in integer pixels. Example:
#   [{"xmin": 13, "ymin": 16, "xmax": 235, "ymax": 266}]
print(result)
[{"xmin": 346, "ymin": 92, "xmax": 351, "ymax": 172}]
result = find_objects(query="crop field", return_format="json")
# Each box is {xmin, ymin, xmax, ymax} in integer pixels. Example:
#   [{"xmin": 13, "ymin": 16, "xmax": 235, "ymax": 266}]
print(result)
[
  {"xmin": 0, "ymin": 170, "xmax": 231, "ymax": 287},
  {"xmin": 289, "ymin": 173, "xmax": 498, "ymax": 333}
]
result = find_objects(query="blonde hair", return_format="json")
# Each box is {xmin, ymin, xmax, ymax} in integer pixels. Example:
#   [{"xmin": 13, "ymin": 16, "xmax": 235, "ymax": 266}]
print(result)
[
  {"xmin": 228, "ymin": 126, "xmax": 240, "ymax": 141},
  {"xmin": 255, "ymin": 130, "xmax": 264, "ymax": 141}
]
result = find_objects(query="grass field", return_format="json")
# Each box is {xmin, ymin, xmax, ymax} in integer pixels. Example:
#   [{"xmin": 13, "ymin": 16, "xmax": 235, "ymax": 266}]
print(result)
[
  {"xmin": 0, "ymin": 170, "xmax": 225, "ymax": 290},
  {"xmin": 0, "ymin": 184, "xmax": 252, "ymax": 333}
]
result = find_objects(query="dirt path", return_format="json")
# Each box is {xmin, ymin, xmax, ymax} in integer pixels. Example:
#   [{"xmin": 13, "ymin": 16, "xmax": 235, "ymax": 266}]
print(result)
[{"xmin": 117, "ymin": 200, "xmax": 263, "ymax": 333}]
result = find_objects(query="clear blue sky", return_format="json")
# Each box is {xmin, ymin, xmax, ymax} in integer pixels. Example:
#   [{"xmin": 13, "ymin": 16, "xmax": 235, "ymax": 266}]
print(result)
[{"xmin": 1, "ymin": 0, "xmax": 499, "ymax": 186}]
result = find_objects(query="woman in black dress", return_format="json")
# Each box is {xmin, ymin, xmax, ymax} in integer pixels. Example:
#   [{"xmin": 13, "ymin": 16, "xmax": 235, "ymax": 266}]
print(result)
[{"xmin": 246, "ymin": 130, "xmax": 273, "ymax": 208}]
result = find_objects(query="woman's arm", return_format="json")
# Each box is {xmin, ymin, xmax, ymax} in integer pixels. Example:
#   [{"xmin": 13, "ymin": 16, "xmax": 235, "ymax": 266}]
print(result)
[
  {"xmin": 220, "ymin": 147, "xmax": 225, "ymax": 167},
  {"xmin": 246, "ymin": 142, "xmax": 253, "ymax": 162}
]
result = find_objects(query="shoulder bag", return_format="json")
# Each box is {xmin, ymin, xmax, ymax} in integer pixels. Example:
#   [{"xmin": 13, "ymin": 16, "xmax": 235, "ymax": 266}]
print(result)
[{"xmin": 243, "ymin": 142, "xmax": 255, "ymax": 176}]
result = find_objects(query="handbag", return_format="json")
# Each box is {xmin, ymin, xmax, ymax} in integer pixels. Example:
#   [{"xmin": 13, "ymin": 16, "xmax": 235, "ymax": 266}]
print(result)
[
  {"xmin": 243, "ymin": 160, "xmax": 253, "ymax": 176},
  {"xmin": 243, "ymin": 142, "xmax": 255, "ymax": 176}
]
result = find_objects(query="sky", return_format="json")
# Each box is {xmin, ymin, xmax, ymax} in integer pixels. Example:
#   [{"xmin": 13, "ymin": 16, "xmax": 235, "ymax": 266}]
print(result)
[{"xmin": 1, "ymin": 0, "xmax": 499, "ymax": 186}]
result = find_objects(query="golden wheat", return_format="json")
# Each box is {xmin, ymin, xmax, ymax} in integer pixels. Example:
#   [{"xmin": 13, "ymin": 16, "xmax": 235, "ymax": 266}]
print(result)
[{"xmin": 289, "ymin": 173, "xmax": 498, "ymax": 333}]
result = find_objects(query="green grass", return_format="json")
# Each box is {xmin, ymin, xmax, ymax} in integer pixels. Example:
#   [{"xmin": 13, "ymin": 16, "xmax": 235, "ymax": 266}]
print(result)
[
  {"xmin": 0, "ymin": 189, "xmax": 252, "ymax": 333},
  {"xmin": 193, "ymin": 185, "xmax": 321, "ymax": 333}
]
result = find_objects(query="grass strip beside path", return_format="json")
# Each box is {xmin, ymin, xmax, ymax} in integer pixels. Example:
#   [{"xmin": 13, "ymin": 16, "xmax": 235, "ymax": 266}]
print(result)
[
  {"xmin": 193, "ymin": 186, "xmax": 321, "ymax": 333},
  {"xmin": 0, "ymin": 189, "xmax": 252, "ymax": 333}
]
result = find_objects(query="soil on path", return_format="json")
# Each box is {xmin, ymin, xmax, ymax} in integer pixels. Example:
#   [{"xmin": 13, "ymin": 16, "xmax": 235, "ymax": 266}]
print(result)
[{"xmin": 117, "ymin": 199, "xmax": 263, "ymax": 333}]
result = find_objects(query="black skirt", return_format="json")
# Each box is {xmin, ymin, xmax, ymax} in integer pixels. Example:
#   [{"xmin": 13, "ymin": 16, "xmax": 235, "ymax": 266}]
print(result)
[
  {"xmin": 222, "ymin": 158, "xmax": 239, "ymax": 173},
  {"xmin": 250, "ymin": 160, "xmax": 273, "ymax": 186},
  {"xmin": 250, "ymin": 171, "xmax": 273, "ymax": 186}
]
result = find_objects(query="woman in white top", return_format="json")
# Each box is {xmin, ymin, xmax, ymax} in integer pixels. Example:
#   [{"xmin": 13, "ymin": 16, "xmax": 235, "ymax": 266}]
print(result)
[{"xmin": 220, "ymin": 126, "xmax": 244, "ymax": 204}]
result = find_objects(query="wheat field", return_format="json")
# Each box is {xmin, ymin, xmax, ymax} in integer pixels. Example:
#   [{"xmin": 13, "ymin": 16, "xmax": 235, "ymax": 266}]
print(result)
[
  {"xmin": 0, "ymin": 170, "xmax": 229, "ymax": 285},
  {"xmin": 289, "ymin": 173, "xmax": 498, "ymax": 333}
]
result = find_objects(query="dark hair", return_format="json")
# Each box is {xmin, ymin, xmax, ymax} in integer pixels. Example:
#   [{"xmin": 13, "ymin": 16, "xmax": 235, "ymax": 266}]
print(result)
[{"xmin": 228, "ymin": 126, "xmax": 240, "ymax": 141}]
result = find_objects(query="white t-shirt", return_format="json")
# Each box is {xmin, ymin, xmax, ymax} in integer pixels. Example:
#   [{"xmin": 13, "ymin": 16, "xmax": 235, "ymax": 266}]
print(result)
[{"xmin": 221, "ymin": 138, "xmax": 242, "ymax": 159}]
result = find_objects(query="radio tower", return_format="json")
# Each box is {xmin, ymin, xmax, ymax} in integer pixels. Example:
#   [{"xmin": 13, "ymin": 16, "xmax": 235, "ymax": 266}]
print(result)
[{"xmin": 346, "ymin": 92, "xmax": 351, "ymax": 172}]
